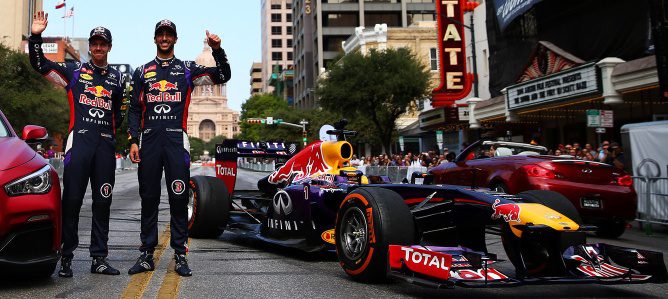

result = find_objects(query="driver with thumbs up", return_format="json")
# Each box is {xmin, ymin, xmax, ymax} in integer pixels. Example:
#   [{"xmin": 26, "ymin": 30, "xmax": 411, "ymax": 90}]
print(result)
[{"xmin": 126, "ymin": 19, "xmax": 231, "ymax": 277}]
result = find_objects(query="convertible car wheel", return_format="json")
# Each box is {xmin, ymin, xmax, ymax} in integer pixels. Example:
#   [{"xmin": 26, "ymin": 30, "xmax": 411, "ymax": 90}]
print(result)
[
  {"xmin": 335, "ymin": 187, "xmax": 415, "ymax": 281},
  {"xmin": 502, "ymin": 190, "xmax": 585, "ymax": 276},
  {"xmin": 188, "ymin": 175, "xmax": 230, "ymax": 238}
]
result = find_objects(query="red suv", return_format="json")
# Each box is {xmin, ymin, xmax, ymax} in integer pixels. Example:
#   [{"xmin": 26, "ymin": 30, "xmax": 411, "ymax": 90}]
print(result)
[
  {"xmin": 0, "ymin": 109, "xmax": 61, "ymax": 276},
  {"xmin": 429, "ymin": 140, "xmax": 636, "ymax": 238}
]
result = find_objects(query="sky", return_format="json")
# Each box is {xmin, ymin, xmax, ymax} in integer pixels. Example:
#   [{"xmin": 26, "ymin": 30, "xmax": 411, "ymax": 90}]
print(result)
[{"xmin": 40, "ymin": 0, "xmax": 261, "ymax": 111}]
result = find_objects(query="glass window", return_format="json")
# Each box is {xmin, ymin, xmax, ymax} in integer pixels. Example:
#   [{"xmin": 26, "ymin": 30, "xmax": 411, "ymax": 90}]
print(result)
[
  {"xmin": 272, "ymin": 52, "xmax": 283, "ymax": 60},
  {"xmin": 288, "ymin": 52, "xmax": 294, "ymax": 61},
  {"xmin": 324, "ymin": 36, "xmax": 348, "ymax": 51},
  {"xmin": 271, "ymin": 26, "xmax": 282, "ymax": 35},
  {"xmin": 408, "ymin": 12, "xmax": 435, "ymax": 25},
  {"xmin": 287, "ymin": 26, "xmax": 293, "ymax": 35},
  {"xmin": 287, "ymin": 13, "xmax": 292, "ymax": 22},
  {"xmin": 271, "ymin": 13, "xmax": 282, "ymax": 22},
  {"xmin": 430, "ymin": 48, "xmax": 438, "ymax": 71},
  {"xmin": 323, "ymin": 0, "xmax": 359, "ymax": 3},
  {"xmin": 286, "ymin": 3, "xmax": 292, "ymax": 9},
  {"xmin": 324, "ymin": 13, "xmax": 359, "ymax": 27},
  {"xmin": 271, "ymin": 4, "xmax": 281, "ymax": 9},
  {"xmin": 272, "ymin": 39, "xmax": 282, "ymax": 48},
  {"xmin": 364, "ymin": 12, "xmax": 400, "ymax": 27},
  {"xmin": 287, "ymin": 39, "xmax": 293, "ymax": 47}
]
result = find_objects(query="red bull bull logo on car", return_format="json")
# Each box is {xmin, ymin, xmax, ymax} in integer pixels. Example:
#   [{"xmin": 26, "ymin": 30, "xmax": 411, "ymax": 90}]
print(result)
[
  {"xmin": 491, "ymin": 199, "xmax": 521, "ymax": 223},
  {"xmin": 84, "ymin": 85, "xmax": 112, "ymax": 98},
  {"xmin": 268, "ymin": 141, "xmax": 331, "ymax": 184}
]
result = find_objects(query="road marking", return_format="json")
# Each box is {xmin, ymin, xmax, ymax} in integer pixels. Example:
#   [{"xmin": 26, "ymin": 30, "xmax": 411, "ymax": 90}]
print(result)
[
  {"xmin": 156, "ymin": 237, "xmax": 190, "ymax": 298},
  {"xmin": 121, "ymin": 225, "xmax": 171, "ymax": 299}
]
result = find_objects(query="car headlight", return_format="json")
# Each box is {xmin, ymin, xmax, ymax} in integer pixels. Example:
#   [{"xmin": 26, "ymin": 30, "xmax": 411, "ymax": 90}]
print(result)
[{"xmin": 4, "ymin": 165, "xmax": 52, "ymax": 196}]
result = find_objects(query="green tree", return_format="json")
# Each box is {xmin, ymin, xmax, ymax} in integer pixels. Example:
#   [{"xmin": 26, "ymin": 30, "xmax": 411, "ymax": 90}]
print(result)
[
  {"xmin": 189, "ymin": 136, "xmax": 205, "ymax": 160},
  {"xmin": 316, "ymin": 48, "xmax": 431, "ymax": 154},
  {"xmin": 0, "ymin": 44, "xmax": 68, "ymax": 138},
  {"xmin": 205, "ymin": 135, "xmax": 226, "ymax": 154}
]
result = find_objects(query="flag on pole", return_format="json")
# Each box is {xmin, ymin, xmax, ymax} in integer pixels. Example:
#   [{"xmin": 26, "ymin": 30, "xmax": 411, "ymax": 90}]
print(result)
[
  {"xmin": 63, "ymin": 7, "xmax": 74, "ymax": 18},
  {"xmin": 55, "ymin": 0, "xmax": 66, "ymax": 9}
]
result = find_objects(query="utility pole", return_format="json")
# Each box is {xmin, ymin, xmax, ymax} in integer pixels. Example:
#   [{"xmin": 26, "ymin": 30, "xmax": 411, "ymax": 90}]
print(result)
[{"xmin": 248, "ymin": 117, "xmax": 309, "ymax": 146}]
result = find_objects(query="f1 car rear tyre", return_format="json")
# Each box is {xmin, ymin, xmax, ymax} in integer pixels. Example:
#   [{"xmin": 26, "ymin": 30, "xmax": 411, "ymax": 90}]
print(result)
[
  {"xmin": 595, "ymin": 220, "xmax": 627, "ymax": 238},
  {"xmin": 503, "ymin": 190, "xmax": 585, "ymax": 276},
  {"xmin": 335, "ymin": 187, "xmax": 415, "ymax": 282},
  {"xmin": 188, "ymin": 175, "xmax": 230, "ymax": 238}
]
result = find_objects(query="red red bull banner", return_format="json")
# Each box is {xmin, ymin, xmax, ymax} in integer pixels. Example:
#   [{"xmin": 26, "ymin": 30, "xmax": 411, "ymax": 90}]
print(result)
[{"xmin": 432, "ymin": 0, "xmax": 473, "ymax": 107}]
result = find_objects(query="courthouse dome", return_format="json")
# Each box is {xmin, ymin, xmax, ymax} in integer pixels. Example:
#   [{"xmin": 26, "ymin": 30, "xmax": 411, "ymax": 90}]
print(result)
[{"xmin": 195, "ymin": 39, "xmax": 216, "ymax": 67}]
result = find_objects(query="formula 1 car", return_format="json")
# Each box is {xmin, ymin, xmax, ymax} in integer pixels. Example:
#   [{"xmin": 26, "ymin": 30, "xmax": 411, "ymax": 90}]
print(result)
[{"xmin": 187, "ymin": 124, "xmax": 666, "ymax": 288}]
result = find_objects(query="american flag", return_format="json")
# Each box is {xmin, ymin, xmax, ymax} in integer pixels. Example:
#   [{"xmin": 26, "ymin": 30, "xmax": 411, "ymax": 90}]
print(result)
[{"xmin": 63, "ymin": 7, "xmax": 74, "ymax": 18}]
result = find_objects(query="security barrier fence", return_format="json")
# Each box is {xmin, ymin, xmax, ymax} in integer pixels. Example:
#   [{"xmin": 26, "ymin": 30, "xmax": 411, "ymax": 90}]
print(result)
[{"xmin": 633, "ymin": 176, "xmax": 668, "ymax": 228}]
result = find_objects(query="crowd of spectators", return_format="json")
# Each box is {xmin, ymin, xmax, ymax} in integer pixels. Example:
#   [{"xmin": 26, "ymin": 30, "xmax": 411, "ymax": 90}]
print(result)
[
  {"xmin": 546, "ymin": 140, "xmax": 626, "ymax": 169},
  {"xmin": 349, "ymin": 149, "xmax": 457, "ymax": 168}
]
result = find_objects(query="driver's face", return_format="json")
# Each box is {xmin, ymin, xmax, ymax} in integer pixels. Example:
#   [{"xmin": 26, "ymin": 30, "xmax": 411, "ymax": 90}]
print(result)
[{"xmin": 154, "ymin": 28, "xmax": 177, "ymax": 51}]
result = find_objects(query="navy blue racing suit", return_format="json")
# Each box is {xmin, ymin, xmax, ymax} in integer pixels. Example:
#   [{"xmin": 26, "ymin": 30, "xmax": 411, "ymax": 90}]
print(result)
[
  {"xmin": 28, "ymin": 34, "xmax": 124, "ymax": 258},
  {"xmin": 127, "ymin": 49, "xmax": 230, "ymax": 254}
]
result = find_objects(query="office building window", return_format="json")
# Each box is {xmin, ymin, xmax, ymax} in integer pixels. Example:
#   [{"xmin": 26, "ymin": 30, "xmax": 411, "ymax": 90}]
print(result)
[
  {"xmin": 324, "ymin": 36, "xmax": 348, "ymax": 52},
  {"xmin": 287, "ymin": 39, "xmax": 293, "ymax": 47},
  {"xmin": 364, "ymin": 12, "xmax": 401, "ymax": 27},
  {"xmin": 287, "ymin": 14, "xmax": 292, "ymax": 22},
  {"xmin": 271, "ymin": 13, "xmax": 282, "ymax": 22},
  {"xmin": 287, "ymin": 26, "xmax": 293, "ymax": 35},
  {"xmin": 272, "ymin": 52, "xmax": 283, "ymax": 60},
  {"xmin": 324, "ymin": 13, "xmax": 359, "ymax": 27},
  {"xmin": 271, "ymin": 26, "xmax": 282, "ymax": 35},
  {"xmin": 287, "ymin": 52, "xmax": 293, "ymax": 61},
  {"xmin": 272, "ymin": 39, "xmax": 282, "ymax": 48},
  {"xmin": 408, "ymin": 12, "xmax": 435, "ymax": 25},
  {"xmin": 430, "ymin": 48, "xmax": 438, "ymax": 71},
  {"xmin": 286, "ymin": 3, "xmax": 292, "ymax": 9},
  {"xmin": 271, "ymin": 4, "xmax": 281, "ymax": 9}
]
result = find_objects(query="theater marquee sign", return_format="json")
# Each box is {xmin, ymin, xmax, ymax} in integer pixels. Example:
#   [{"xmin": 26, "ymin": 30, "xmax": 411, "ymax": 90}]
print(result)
[
  {"xmin": 431, "ymin": 0, "xmax": 474, "ymax": 108},
  {"xmin": 506, "ymin": 62, "xmax": 601, "ymax": 111}
]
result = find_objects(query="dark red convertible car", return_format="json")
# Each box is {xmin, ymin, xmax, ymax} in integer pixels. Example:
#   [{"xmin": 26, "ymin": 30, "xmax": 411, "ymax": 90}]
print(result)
[
  {"xmin": 429, "ymin": 140, "xmax": 636, "ymax": 238},
  {"xmin": 0, "ymin": 109, "xmax": 61, "ymax": 277}
]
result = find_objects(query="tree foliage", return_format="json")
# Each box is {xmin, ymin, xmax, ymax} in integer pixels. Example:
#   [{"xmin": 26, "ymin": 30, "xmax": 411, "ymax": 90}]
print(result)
[
  {"xmin": 316, "ymin": 48, "xmax": 431, "ymax": 153},
  {"xmin": 0, "ymin": 44, "xmax": 68, "ymax": 139}
]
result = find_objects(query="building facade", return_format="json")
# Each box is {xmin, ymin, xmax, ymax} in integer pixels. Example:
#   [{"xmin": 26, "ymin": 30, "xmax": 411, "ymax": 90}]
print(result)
[
  {"xmin": 187, "ymin": 42, "xmax": 240, "ymax": 141},
  {"xmin": 250, "ymin": 62, "xmax": 263, "ymax": 95},
  {"xmin": 292, "ymin": 0, "xmax": 436, "ymax": 109},
  {"xmin": 261, "ymin": 0, "xmax": 294, "ymax": 94},
  {"xmin": 0, "ymin": 0, "xmax": 42, "ymax": 50}
]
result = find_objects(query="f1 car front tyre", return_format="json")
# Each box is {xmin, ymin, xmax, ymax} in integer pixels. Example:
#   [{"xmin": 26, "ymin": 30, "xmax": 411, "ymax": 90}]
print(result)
[
  {"xmin": 188, "ymin": 175, "xmax": 230, "ymax": 238},
  {"xmin": 335, "ymin": 187, "xmax": 415, "ymax": 282}
]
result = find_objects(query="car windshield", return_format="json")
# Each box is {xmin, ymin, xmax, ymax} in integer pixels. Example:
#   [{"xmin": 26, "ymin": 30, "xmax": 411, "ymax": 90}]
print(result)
[
  {"xmin": 465, "ymin": 141, "xmax": 548, "ymax": 160},
  {"xmin": 0, "ymin": 117, "xmax": 9, "ymax": 137}
]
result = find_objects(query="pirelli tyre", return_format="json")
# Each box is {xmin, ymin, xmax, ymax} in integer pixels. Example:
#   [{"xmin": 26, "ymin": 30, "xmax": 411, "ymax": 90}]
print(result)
[
  {"xmin": 336, "ymin": 187, "xmax": 415, "ymax": 282},
  {"xmin": 188, "ymin": 175, "xmax": 230, "ymax": 238},
  {"xmin": 503, "ymin": 190, "xmax": 585, "ymax": 276}
]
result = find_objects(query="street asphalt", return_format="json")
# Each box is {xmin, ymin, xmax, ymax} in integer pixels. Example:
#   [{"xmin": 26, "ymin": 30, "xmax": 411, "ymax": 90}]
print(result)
[{"xmin": 0, "ymin": 166, "xmax": 666, "ymax": 298}]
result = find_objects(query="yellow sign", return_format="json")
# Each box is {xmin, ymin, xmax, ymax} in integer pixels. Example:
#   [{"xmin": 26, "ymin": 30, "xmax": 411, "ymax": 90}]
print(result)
[{"xmin": 321, "ymin": 229, "xmax": 335, "ymax": 244}]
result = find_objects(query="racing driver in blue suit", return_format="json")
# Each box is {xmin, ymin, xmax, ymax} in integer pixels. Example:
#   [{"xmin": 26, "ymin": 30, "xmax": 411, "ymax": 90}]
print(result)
[
  {"xmin": 127, "ymin": 19, "xmax": 231, "ymax": 277},
  {"xmin": 28, "ymin": 11, "xmax": 123, "ymax": 277}
]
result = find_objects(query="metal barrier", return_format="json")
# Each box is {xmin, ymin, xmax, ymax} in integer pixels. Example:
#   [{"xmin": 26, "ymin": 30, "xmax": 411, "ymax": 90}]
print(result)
[
  {"xmin": 48, "ymin": 157, "xmax": 138, "ymax": 178},
  {"xmin": 633, "ymin": 176, "xmax": 668, "ymax": 227},
  {"xmin": 358, "ymin": 165, "xmax": 429, "ymax": 183},
  {"xmin": 238, "ymin": 160, "xmax": 276, "ymax": 172}
]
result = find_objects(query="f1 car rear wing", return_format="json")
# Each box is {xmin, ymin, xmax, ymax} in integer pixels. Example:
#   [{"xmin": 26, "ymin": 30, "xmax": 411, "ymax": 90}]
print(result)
[{"xmin": 214, "ymin": 139, "xmax": 301, "ymax": 194}]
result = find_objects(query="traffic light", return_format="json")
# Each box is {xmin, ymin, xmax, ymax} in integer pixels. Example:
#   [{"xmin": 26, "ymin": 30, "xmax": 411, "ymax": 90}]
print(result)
[
  {"xmin": 246, "ymin": 118, "xmax": 265, "ymax": 124},
  {"xmin": 302, "ymin": 130, "xmax": 307, "ymax": 143},
  {"xmin": 463, "ymin": 1, "xmax": 480, "ymax": 12}
]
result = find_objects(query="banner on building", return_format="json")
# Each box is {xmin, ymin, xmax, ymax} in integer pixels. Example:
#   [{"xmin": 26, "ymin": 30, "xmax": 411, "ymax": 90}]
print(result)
[{"xmin": 493, "ymin": 0, "xmax": 542, "ymax": 31}]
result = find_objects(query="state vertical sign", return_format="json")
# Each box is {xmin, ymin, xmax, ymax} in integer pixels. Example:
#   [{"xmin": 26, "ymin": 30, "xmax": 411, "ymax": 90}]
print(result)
[{"xmin": 432, "ymin": 0, "xmax": 474, "ymax": 107}]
